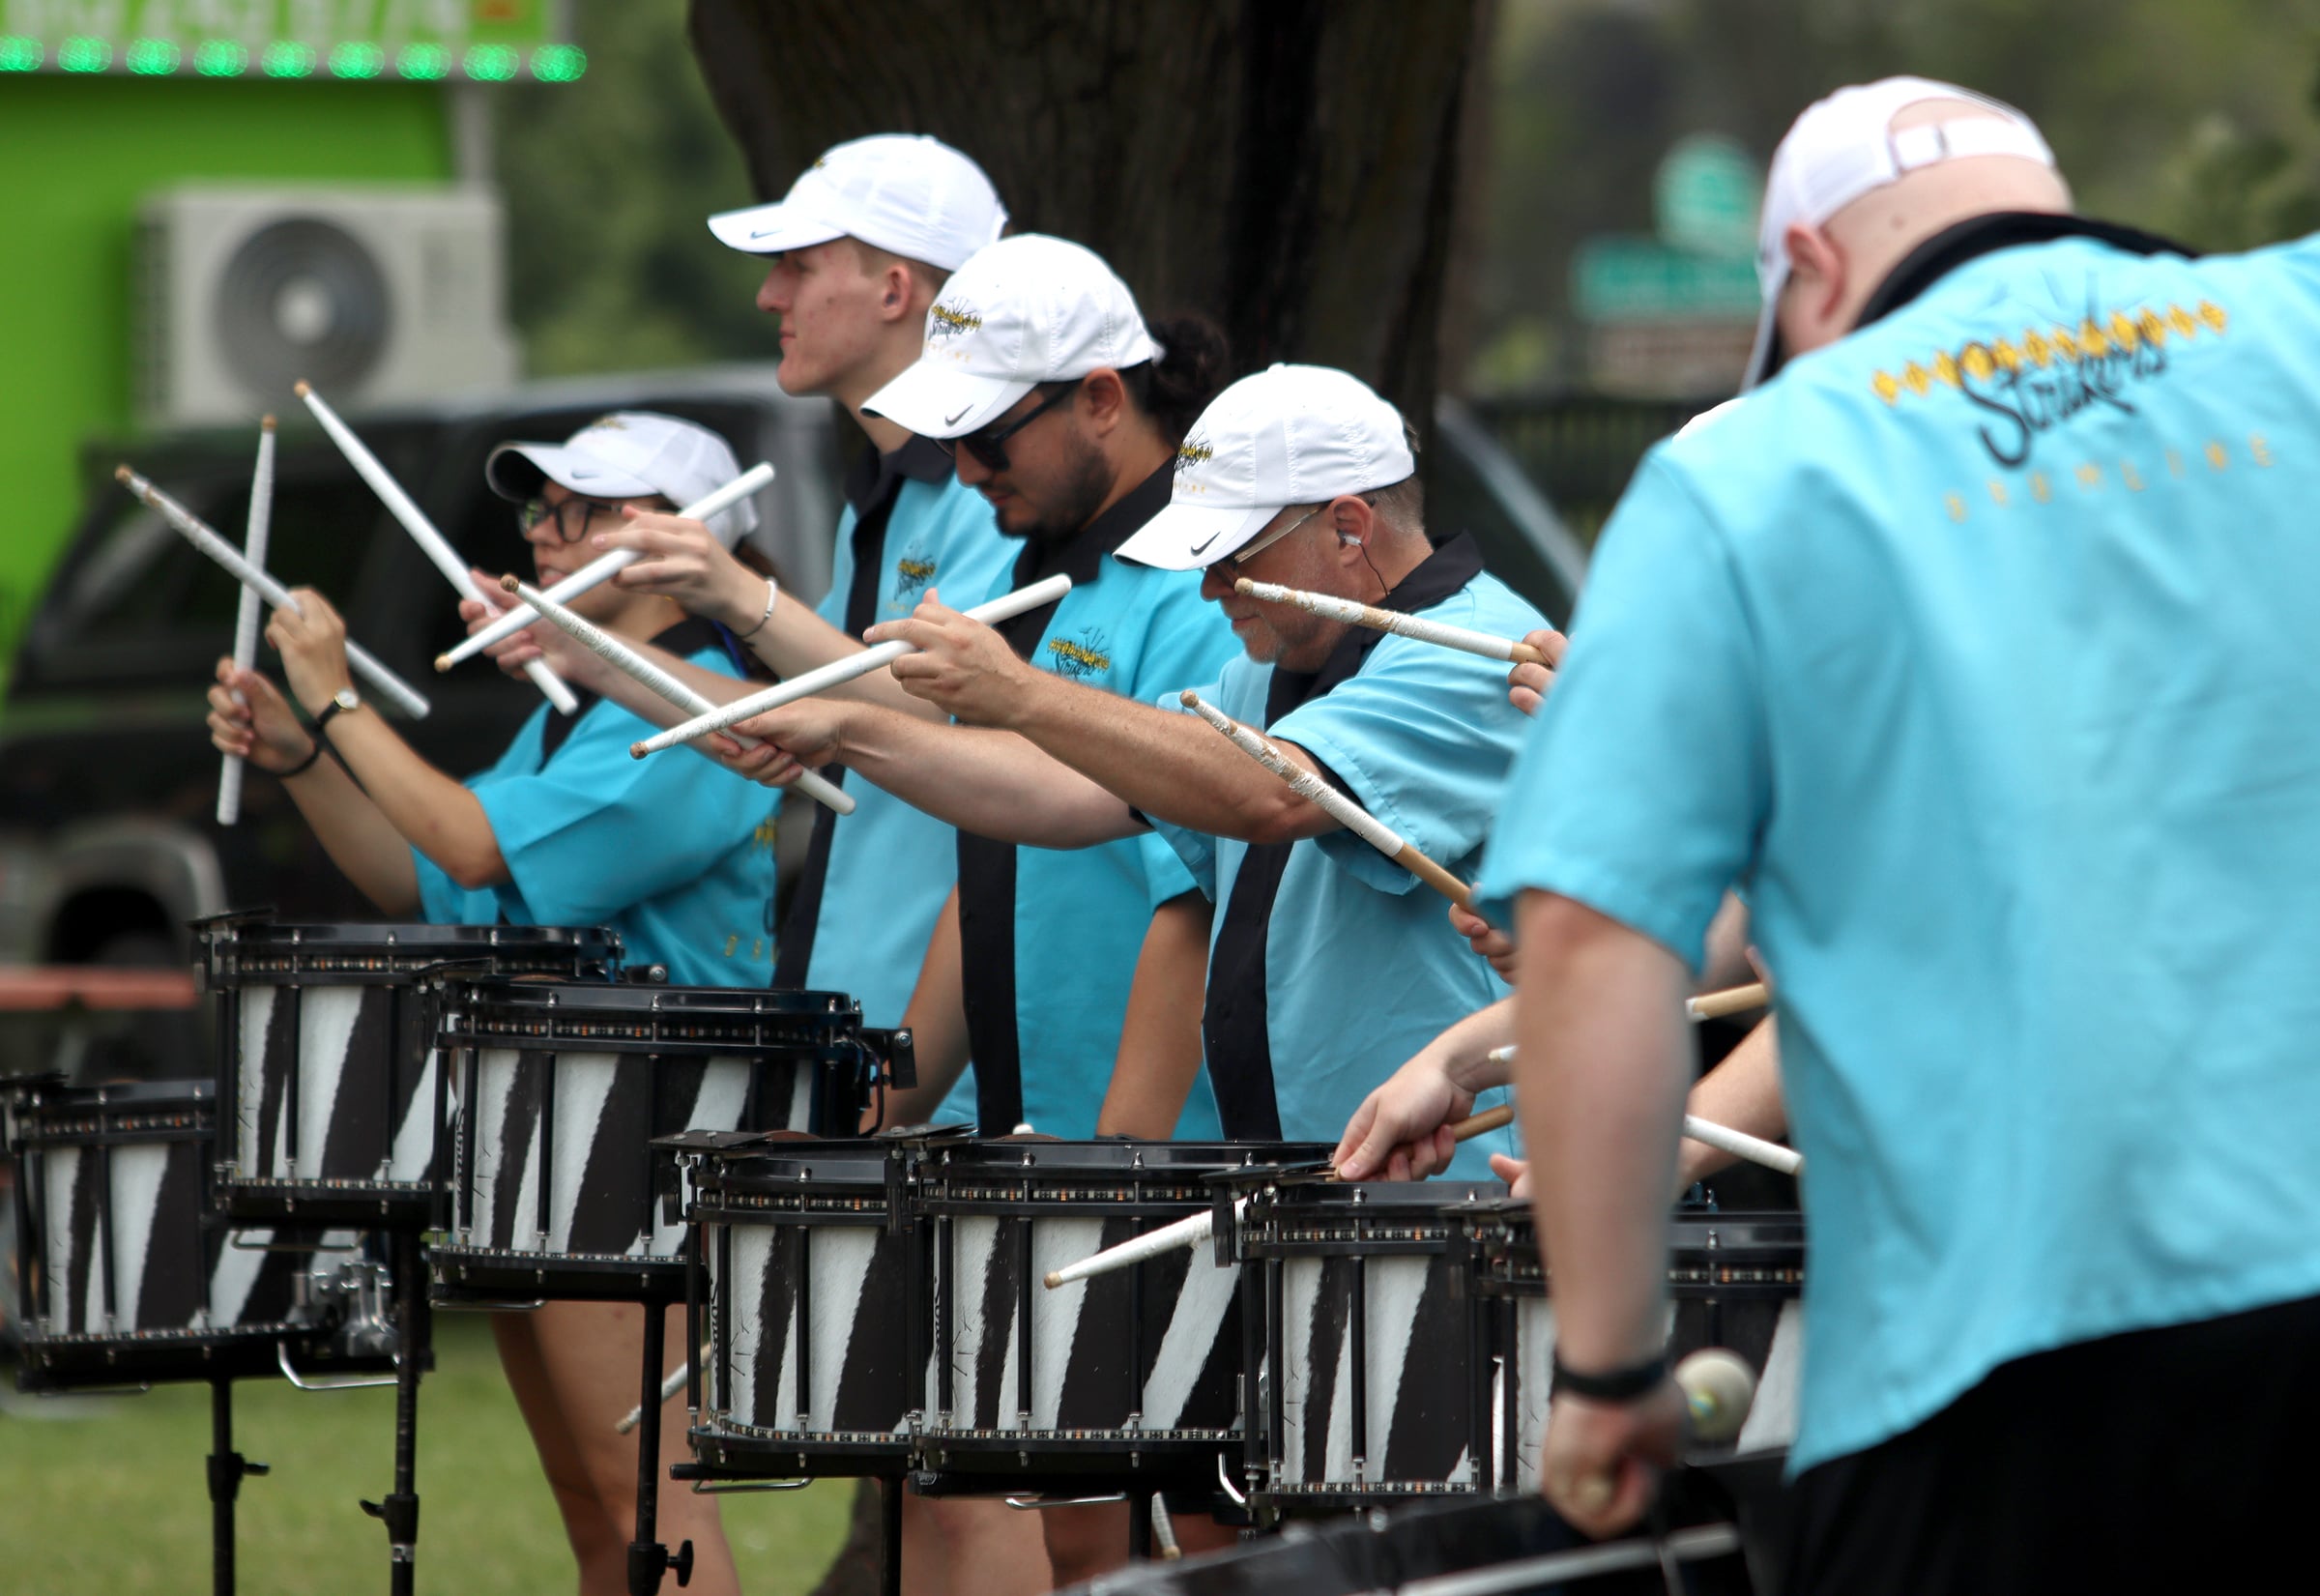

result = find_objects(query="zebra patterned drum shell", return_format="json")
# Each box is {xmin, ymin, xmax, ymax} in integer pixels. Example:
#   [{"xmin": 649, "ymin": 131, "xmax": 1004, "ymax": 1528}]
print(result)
[
  {"xmin": 200, "ymin": 920, "xmax": 619, "ymax": 1219},
  {"xmin": 1243, "ymin": 1180, "xmax": 1501, "ymax": 1504},
  {"xmin": 689, "ymin": 1142, "xmax": 918, "ymax": 1475},
  {"xmin": 431, "ymin": 981, "xmax": 872, "ymax": 1302},
  {"xmin": 6, "ymin": 1079, "xmax": 384, "ymax": 1389},
  {"xmin": 916, "ymin": 1140, "xmax": 1330, "ymax": 1475},
  {"xmin": 1466, "ymin": 1202, "xmax": 1805, "ymax": 1485}
]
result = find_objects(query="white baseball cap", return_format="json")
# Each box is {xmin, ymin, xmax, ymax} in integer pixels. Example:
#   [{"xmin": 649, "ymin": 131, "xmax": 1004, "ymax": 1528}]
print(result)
[
  {"xmin": 486, "ymin": 412, "xmax": 759, "ymax": 544},
  {"xmin": 706, "ymin": 133, "xmax": 1006, "ymax": 273},
  {"xmin": 1743, "ymin": 75, "xmax": 2055, "ymax": 389},
  {"xmin": 862, "ymin": 234, "xmax": 1162, "ymax": 441},
  {"xmin": 1113, "ymin": 364, "xmax": 1415, "ymax": 571}
]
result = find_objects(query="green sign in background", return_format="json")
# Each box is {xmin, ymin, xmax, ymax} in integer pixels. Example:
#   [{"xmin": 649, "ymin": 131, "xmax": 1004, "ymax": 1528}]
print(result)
[{"xmin": 0, "ymin": 0, "xmax": 579, "ymax": 81}]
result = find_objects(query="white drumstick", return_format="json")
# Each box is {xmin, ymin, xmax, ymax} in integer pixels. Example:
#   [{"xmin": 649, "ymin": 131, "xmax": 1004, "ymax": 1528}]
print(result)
[
  {"xmin": 504, "ymin": 576, "xmax": 853, "ymax": 815},
  {"xmin": 1482, "ymin": 1046, "xmax": 1802, "ymax": 1176},
  {"xmin": 217, "ymin": 416, "xmax": 276, "ymax": 825},
  {"xmin": 1232, "ymin": 578, "xmax": 1553, "ymax": 667},
  {"xmin": 630, "ymin": 573, "xmax": 1074, "ymax": 756},
  {"xmin": 1180, "ymin": 690, "xmax": 1475, "ymax": 909},
  {"xmin": 615, "ymin": 1342, "xmax": 710, "ymax": 1435},
  {"xmin": 119, "ymin": 467, "xmax": 432, "ymax": 720},
  {"xmin": 437, "ymin": 463, "xmax": 777, "ymax": 669},
  {"xmin": 1043, "ymin": 1104, "xmax": 1518, "ymax": 1291},
  {"xmin": 296, "ymin": 381, "xmax": 580, "ymax": 715}
]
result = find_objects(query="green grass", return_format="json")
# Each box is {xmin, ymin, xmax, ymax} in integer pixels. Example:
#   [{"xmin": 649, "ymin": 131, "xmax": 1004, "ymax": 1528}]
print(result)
[{"xmin": 0, "ymin": 1313, "xmax": 852, "ymax": 1594}]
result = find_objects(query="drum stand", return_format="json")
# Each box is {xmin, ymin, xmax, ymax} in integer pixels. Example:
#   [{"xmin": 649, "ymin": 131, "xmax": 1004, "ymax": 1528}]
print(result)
[
  {"xmin": 627, "ymin": 1302, "xmax": 695, "ymax": 1596},
  {"xmin": 358, "ymin": 1229, "xmax": 430, "ymax": 1596},
  {"xmin": 207, "ymin": 1377, "xmax": 270, "ymax": 1596}
]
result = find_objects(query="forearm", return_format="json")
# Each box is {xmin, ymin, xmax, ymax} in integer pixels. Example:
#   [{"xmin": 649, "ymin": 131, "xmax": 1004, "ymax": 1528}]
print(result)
[
  {"xmin": 1007, "ymin": 672, "xmax": 1328, "ymax": 845},
  {"xmin": 1676, "ymin": 1018, "xmax": 1784, "ymax": 1186},
  {"xmin": 1098, "ymin": 892, "xmax": 1213, "ymax": 1139},
  {"xmin": 279, "ymin": 755, "xmax": 422, "ymax": 914},
  {"xmin": 324, "ymin": 713, "xmax": 508, "ymax": 890},
  {"xmin": 873, "ymin": 888, "xmax": 971, "ymax": 1129},
  {"xmin": 1513, "ymin": 892, "xmax": 1691, "ymax": 1369},
  {"xmin": 836, "ymin": 706, "xmax": 1138, "ymax": 848}
]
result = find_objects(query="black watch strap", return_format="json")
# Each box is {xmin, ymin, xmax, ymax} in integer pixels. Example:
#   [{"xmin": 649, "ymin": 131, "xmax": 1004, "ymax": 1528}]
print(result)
[{"xmin": 1551, "ymin": 1349, "xmax": 1669, "ymax": 1404}]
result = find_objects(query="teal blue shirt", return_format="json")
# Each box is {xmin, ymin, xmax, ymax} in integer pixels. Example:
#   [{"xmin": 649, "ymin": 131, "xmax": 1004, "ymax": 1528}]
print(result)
[
  {"xmin": 944, "ymin": 467, "xmax": 1239, "ymax": 1140},
  {"xmin": 777, "ymin": 448, "xmax": 1016, "ymax": 1027},
  {"xmin": 1156, "ymin": 537, "xmax": 1536, "ymax": 1175},
  {"xmin": 416, "ymin": 626, "xmax": 777, "ymax": 988},
  {"xmin": 1477, "ymin": 228, "xmax": 2320, "ymax": 1471}
]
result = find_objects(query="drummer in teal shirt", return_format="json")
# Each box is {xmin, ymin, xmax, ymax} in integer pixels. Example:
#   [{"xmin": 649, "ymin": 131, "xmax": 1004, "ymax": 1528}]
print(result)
[{"xmin": 738, "ymin": 363, "xmax": 1536, "ymax": 1175}]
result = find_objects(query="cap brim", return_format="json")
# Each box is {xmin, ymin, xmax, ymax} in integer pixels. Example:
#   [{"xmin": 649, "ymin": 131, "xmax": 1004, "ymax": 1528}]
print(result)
[
  {"xmin": 707, "ymin": 202, "xmax": 848, "ymax": 257},
  {"xmin": 861, "ymin": 362, "xmax": 1030, "ymax": 441},
  {"xmin": 485, "ymin": 442, "xmax": 661, "ymax": 505},
  {"xmin": 1112, "ymin": 499, "xmax": 1282, "ymax": 571}
]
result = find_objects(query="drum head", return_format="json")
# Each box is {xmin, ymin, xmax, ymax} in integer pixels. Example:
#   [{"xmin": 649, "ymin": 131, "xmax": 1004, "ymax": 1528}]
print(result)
[{"xmin": 198, "ymin": 920, "xmax": 622, "ymax": 984}]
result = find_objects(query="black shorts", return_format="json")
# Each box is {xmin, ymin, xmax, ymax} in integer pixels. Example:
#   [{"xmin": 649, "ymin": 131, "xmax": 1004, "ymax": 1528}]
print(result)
[{"xmin": 1784, "ymin": 1291, "xmax": 2320, "ymax": 1596}]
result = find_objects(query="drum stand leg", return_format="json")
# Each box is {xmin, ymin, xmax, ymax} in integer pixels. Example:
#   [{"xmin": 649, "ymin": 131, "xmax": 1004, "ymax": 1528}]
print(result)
[
  {"xmin": 879, "ymin": 1472, "xmax": 903, "ymax": 1596},
  {"xmin": 627, "ymin": 1303, "xmax": 692, "ymax": 1595},
  {"xmin": 208, "ymin": 1377, "xmax": 267, "ymax": 1596},
  {"xmin": 362, "ymin": 1229, "xmax": 426, "ymax": 1596},
  {"xmin": 1126, "ymin": 1492, "xmax": 1153, "ymax": 1563}
]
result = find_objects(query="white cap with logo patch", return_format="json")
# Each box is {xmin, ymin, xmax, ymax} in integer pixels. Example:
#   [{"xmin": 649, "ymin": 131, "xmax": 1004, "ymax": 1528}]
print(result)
[
  {"xmin": 861, "ymin": 234, "xmax": 1162, "ymax": 441},
  {"xmin": 706, "ymin": 133, "xmax": 1007, "ymax": 272},
  {"xmin": 1743, "ymin": 75, "xmax": 2055, "ymax": 390},
  {"xmin": 1113, "ymin": 363, "xmax": 1415, "ymax": 571},
  {"xmin": 486, "ymin": 412, "xmax": 759, "ymax": 544}
]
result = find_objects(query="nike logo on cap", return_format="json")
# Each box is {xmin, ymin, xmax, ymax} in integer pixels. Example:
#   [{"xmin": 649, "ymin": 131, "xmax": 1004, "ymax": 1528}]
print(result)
[
  {"xmin": 1188, "ymin": 532, "xmax": 1221, "ymax": 556},
  {"xmin": 748, "ymin": 227, "xmax": 784, "ymax": 239},
  {"xmin": 944, "ymin": 406, "xmax": 972, "ymax": 426}
]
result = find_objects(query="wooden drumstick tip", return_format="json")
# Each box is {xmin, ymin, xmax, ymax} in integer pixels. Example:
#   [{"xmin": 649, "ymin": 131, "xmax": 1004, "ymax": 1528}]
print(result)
[
  {"xmin": 499, "ymin": 573, "xmax": 522, "ymax": 594},
  {"xmin": 114, "ymin": 464, "xmax": 133, "ymax": 483},
  {"xmin": 261, "ymin": 414, "xmax": 276, "ymax": 431},
  {"xmin": 293, "ymin": 379, "xmax": 312, "ymax": 397},
  {"xmin": 1042, "ymin": 1269, "xmax": 1065, "ymax": 1290},
  {"xmin": 432, "ymin": 653, "xmax": 453, "ymax": 673},
  {"xmin": 1178, "ymin": 688, "xmax": 1201, "ymax": 708},
  {"xmin": 628, "ymin": 741, "xmax": 649, "ymax": 759}
]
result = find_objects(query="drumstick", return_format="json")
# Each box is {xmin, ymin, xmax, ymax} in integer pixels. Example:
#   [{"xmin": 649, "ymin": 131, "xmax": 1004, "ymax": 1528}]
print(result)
[
  {"xmin": 1232, "ymin": 578, "xmax": 1552, "ymax": 667},
  {"xmin": 615, "ymin": 1341, "xmax": 711, "ymax": 1435},
  {"xmin": 217, "ymin": 417, "xmax": 276, "ymax": 826},
  {"xmin": 502, "ymin": 575, "xmax": 853, "ymax": 815},
  {"xmin": 1483, "ymin": 1045, "xmax": 1802, "ymax": 1176},
  {"xmin": 1180, "ymin": 690, "xmax": 1474, "ymax": 909},
  {"xmin": 1040, "ymin": 1103, "xmax": 1516, "ymax": 1291},
  {"xmin": 438, "ymin": 462, "xmax": 777, "ymax": 669},
  {"xmin": 296, "ymin": 380, "xmax": 581, "ymax": 715},
  {"xmin": 118, "ymin": 467, "xmax": 433, "ymax": 720},
  {"xmin": 629, "ymin": 573, "xmax": 1075, "ymax": 756},
  {"xmin": 1686, "ymin": 981, "xmax": 1767, "ymax": 1020}
]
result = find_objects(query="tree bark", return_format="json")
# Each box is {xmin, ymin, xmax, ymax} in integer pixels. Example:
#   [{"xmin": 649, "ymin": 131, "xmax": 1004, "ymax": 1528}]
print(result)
[{"xmin": 686, "ymin": 0, "xmax": 1486, "ymax": 428}]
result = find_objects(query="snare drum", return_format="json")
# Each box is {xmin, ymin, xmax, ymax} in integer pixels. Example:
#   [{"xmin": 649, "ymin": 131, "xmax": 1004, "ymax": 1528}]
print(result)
[
  {"xmin": 915, "ymin": 1138, "xmax": 1329, "ymax": 1491},
  {"xmin": 196, "ymin": 918, "xmax": 620, "ymax": 1224},
  {"xmin": 682, "ymin": 1136, "xmax": 924, "ymax": 1478},
  {"xmin": 1461, "ymin": 1200, "xmax": 1805, "ymax": 1490},
  {"xmin": 1236, "ymin": 1175, "xmax": 1502, "ymax": 1516},
  {"xmin": 6, "ymin": 1077, "xmax": 400, "ymax": 1390},
  {"xmin": 429, "ymin": 981, "xmax": 881, "ymax": 1303}
]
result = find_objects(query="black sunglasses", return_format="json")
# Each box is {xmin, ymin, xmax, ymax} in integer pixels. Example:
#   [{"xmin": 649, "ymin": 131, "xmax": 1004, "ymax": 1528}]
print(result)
[
  {"xmin": 937, "ymin": 381, "xmax": 1080, "ymax": 473},
  {"xmin": 517, "ymin": 495, "xmax": 626, "ymax": 544}
]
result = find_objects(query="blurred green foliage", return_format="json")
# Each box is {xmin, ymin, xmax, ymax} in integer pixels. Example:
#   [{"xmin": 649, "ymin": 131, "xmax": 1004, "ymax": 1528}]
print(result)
[
  {"xmin": 497, "ymin": 0, "xmax": 783, "ymax": 375},
  {"xmin": 1472, "ymin": 0, "xmax": 2320, "ymax": 393}
]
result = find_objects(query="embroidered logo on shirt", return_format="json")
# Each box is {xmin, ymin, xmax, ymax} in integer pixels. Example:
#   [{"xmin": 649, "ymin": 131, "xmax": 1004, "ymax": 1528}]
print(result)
[
  {"xmin": 1869, "ymin": 297, "xmax": 2224, "ymax": 468},
  {"xmin": 894, "ymin": 555, "xmax": 939, "ymax": 604},
  {"xmin": 1046, "ymin": 630, "xmax": 1113, "ymax": 681},
  {"xmin": 752, "ymin": 816, "xmax": 779, "ymax": 853}
]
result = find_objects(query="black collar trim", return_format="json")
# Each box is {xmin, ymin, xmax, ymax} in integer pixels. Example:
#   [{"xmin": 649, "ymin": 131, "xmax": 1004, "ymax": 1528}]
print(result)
[
  {"xmin": 842, "ymin": 432, "xmax": 954, "ymax": 517},
  {"xmin": 1856, "ymin": 211, "xmax": 2196, "ymax": 334}
]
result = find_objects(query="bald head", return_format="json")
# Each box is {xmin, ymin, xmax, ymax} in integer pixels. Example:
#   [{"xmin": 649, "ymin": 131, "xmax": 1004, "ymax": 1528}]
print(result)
[{"xmin": 1776, "ymin": 98, "xmax": 2073, "ymax": 366}]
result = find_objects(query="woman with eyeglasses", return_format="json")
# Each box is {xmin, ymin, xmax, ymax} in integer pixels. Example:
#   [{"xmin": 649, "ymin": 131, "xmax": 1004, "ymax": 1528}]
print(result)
[{"xmin": 204, "ymin": 410, "xmax": 772, "ymax": 1596}]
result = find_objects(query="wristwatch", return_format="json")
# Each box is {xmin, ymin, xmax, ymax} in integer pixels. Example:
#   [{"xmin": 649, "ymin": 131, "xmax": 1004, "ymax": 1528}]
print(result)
[
  {"xmin": 311, "ymin": 685, "xmax": 362, "ymax": 736},
  {"xmin": 280, "ymin": 686, "xmax": 359, "ymax": 780}
]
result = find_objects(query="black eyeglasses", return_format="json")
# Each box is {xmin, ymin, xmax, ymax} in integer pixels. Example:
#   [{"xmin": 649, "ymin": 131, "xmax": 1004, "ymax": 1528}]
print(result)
[
  {"xmin": 517, "ymin": 495, "xmax": 626, "ymax": 544},
  {"xmin": 937, "ymin": 381, "xmax": 1080, "ymax": 474}
]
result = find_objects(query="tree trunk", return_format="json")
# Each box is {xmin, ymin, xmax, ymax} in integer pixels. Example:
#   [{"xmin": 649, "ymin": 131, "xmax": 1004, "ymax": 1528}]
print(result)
[{"xmin": 685, "ymin": 0, "xmax": 1487, "ymax": 429}]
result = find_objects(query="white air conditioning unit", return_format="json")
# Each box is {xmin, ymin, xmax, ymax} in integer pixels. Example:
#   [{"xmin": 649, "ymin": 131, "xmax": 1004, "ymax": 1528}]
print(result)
[{"xmin": 136, "ymin": 185, "xmax": 519, "ymax": 427}]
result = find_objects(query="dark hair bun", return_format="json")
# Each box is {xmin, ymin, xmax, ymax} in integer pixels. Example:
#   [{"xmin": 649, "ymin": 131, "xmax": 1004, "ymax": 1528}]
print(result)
[{"xmin": 1131, "ymin": 313, "xmax": 1230, "ymax": 444}]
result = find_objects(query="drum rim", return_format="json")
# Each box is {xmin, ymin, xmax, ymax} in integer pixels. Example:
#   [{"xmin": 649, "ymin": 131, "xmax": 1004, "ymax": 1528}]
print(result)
[
  {"xmin": 436, "ymin": 978, "xmax": 865, "ymax": 1023},
  {"xmin": 199, "ymin": 919, "xmax": 621, "ymax": 949}
]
